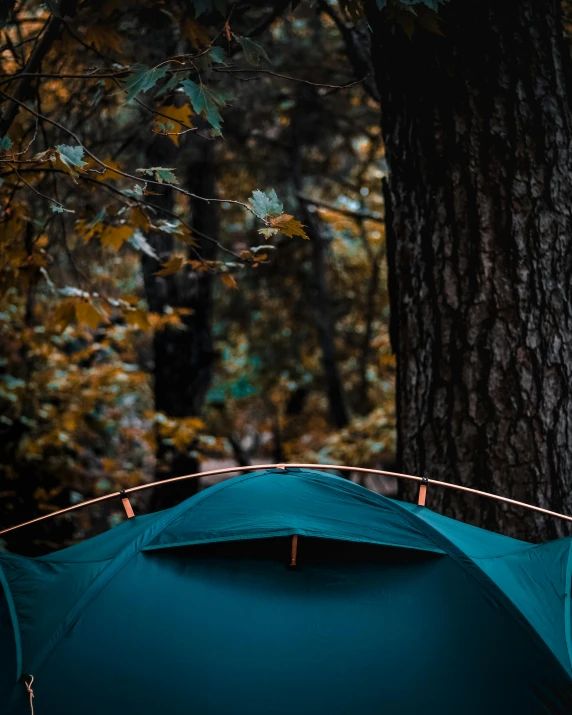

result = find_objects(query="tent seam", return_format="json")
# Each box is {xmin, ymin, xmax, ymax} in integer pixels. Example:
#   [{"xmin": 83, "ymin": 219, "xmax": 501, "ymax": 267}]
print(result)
[{"xmin": 383, "ymin": 497, "xmax": 572, "ymax": 680}]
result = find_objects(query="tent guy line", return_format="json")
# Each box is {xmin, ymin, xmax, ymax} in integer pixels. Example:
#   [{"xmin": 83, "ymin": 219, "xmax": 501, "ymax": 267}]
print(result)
[{"xmin": 1, "ymin": 463, "xmax": 572, "ymax": 536}]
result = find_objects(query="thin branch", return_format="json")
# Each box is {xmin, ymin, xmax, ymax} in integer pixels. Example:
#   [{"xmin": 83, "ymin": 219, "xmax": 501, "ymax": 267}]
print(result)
[
  {"xmin": 297, "ymin": 193, "xmax": 383, "ymax": 222},
  {"xmin": 0, "ymin": 88, "xmax": 258, "ymax": 217},
  {"xmin": 214, "ymin": 67, "xmax": 364, "ymax": 91}
]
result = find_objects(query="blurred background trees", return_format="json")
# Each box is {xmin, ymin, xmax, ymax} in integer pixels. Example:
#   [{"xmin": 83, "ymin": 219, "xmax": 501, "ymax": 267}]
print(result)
[{"xmin": 0, "ymin": 0, "xmax": 393, "ymax": 553}]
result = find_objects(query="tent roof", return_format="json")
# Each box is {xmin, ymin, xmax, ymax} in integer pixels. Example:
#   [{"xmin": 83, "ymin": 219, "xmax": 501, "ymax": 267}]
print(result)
[{"xmin": 1, "ymin": 467, "xmax": 571, "ymax": 683}]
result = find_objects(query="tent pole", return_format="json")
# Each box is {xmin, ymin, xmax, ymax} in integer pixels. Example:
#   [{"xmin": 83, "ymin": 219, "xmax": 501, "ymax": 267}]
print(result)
[{"xmin": 2, "ymin": 462, "xmax": 572, "ymax": 535}]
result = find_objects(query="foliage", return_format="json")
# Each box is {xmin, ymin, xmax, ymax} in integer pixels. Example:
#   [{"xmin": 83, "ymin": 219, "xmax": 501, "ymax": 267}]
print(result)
[{"xmin": 0, "ymin": 0, "xmax": 398, "ymax": 550}]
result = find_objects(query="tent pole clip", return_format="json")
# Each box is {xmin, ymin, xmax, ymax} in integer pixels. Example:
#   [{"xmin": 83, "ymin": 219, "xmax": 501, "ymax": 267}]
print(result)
[
  {"xmin": 119, "ymin": 490, "xmax": 135, "ymax": 519},
  {"xmin": 418, "ymin": 476, "xmax": 429, "ymax": 507}
]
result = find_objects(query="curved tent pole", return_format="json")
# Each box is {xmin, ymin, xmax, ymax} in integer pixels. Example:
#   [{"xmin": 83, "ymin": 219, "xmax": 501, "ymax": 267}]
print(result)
[{"xmin": 1, "ymin": 462, "xmax": 572, "ymax": 536}]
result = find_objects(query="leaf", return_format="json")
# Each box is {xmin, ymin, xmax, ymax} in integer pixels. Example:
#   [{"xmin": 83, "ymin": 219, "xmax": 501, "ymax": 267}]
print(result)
[
  {"xmin": 270, "ymin": 214, "xmax": 309, "ymax": 239},
  {"xmin": 130, "ymin": 207, "xmax": 151, "ymax": 231},
  {"xmin": 85, "ymin": 23, "xmax": 123, "ymax": 54},
  {"xmin": 154, "ymin": 104, "xmax": 193, "ymax": 145},
  {"xmin": 100, "ymin": 225, "xmax": 133, "ymax": 250},
  {"xmin": 155, "ymin": 168, "xmax": 179, "ymax": 185},
  {"xmin": 128, "ymin": 230, "xmax": 158, "ymax": 260},
  {"xmin": 209, "ymin": 46, "xmax": 226, "ymax": 64},
  {"xmin": 180, "ymin": 79, "xmax": 224, "ymax": 134},
  {"xmin": 56, "ymin": 144, "xmax": 87, "ymax": 181},
  {"xmin": 136, "ymin": 167, "xmax": 179, "ymax": 185},
  {"xmin": 0, "ymin": 136, "xmax": 11, "ymax": 151},
  {"xmin": 75, "ymin": 300, "xmax": 107, "ymax": 330},
  {"xmin": 125, "ymin": 307, "xmax": 151, "ymax": 332},
  {"xmin": 235, "ymin": 36, "xmax": 270, "ymax": 65},
  {"xmin": 258, "ymin": 227, "xmax": 279, "ymax": 239},
  {"xmin": 220, "ymin": 273, "xmax": 238, "ymax": 289},
  {"xmin": 123, "ymin": 64, "xmax": 169, "ymax": 103},
  {"xmin": 155, "ymin": 255, "xmax": 186, "ymax": 276},
  {"xmin": 249, "ymin": 189, "xmax": 283, "ymax": 219}
]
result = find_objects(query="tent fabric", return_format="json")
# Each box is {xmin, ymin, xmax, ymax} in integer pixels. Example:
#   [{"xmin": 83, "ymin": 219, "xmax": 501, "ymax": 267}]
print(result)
[{"xmin": 1, "ymin": 467, "xmax": 571, "ymax": 714}]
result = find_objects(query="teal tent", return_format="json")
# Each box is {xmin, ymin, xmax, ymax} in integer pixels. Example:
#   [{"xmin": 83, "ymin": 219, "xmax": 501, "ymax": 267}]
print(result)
[{"xmin": 1, "ymin": 467, "xmax": 572, "ymax": 714}]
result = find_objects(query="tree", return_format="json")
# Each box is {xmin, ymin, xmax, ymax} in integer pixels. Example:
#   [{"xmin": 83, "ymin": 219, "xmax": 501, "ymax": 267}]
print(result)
[{"xmin": 365, "ymin": 0, "xmax": 572, "ymax": 540}]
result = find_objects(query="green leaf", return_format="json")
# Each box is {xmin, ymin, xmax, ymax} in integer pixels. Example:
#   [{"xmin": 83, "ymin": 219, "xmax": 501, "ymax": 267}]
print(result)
[
  {"xmin": 249, "ymin": 189, "xmax": 283, "ymax": 219},
  {"xmin": 156, "ymin": 71, "xmax": 183, "ymax": 98},
  {"xmin": 235, "ymin": 36, "xmax": 270, "ymax": 66},
  {"xmin": 56, "ymin": 144, "xmax": 87, "ymax": 170},
  {"xmin": 123, "ymin": 64, "xmax": 169, "ymax": 103},
  {"xmin": 0, "ymin": 136, "xmax": 12, "ymax": 150},
  {"xmin": 209, "ymin": 46, "xmax": 226, "ymax": 64},
  {"xmin": 136, "ymin": 167, "xmax": 179, "ymax": 185},
  {"xmin": 50, "ymin": 204, "xmax": 64, "ymax": 214},
  {"xmin": 180, "ymin": 79, "xmax": 223, "ymax": 134}
]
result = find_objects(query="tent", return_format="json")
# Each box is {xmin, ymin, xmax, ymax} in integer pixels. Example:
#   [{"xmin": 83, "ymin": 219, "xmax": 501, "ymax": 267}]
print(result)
[{"xmin": 1, "ymin": 466, "xmax": 572, "ymax": 714}]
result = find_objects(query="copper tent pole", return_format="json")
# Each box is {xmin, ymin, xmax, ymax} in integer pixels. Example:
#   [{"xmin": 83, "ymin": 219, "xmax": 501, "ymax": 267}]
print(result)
[{"xmin": 1, "ymin": 462, "xmax": 572, "ymax": 536}]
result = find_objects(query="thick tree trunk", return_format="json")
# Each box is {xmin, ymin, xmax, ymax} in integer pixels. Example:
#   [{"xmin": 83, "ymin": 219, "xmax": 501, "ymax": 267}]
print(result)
[
  {"xmin": 366, "ymin": 0, "xmax": 572, "ymax": 540},
  {"xmin": 142, "ymin": 138, "xmax": 218, "ymax": 510}
]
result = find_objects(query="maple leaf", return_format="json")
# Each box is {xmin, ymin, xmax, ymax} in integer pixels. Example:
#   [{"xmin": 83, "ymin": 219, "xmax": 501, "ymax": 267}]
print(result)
[
  {"xmin": 123, "ymin": 64, "xmax": 169, "ymax": 103},
  {"xmin": 258, "ymin": 227, "xmax": 279, "ymax": 239},
  {"xmin": 74, "ymin": 300, "xmax": 108, "ymax": 330},
  {"xmin": 154, "ymin": 104, "xmax": 193, "ymax": 145},
  {"xmin": 100, "ymin": 225, "xmax": 133, "ymax": 250},
  {"xmin": 180, "ymin": 79, "xmax": 224, "ymax": 134},
  {"xmin": 270, "ymin": 214, "xmax": 309, "ymax": 239},
  {"xmin": 155, "ymin": 255, "xmax": 186, "ymax": 276},
  {"xmin": 249, "ymin": 189, "xmax": 283, "ymax": 219},
  {"xmin": 220, "ymin": 273, "xmax": 238, "ymax": 289},
  {"xmin": 56, "ymin": 145, "xmax": 87, "ymax": 182}
]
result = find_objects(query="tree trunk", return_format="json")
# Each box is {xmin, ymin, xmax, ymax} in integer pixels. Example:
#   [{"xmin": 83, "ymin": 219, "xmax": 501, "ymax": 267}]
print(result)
[
  {"xmin": 366, "ymin": 0, "xmax": 572, "ymax": 541},
  {"xmin": 142, "ymin": 138, "xmax": 218, "ymax": 511}
]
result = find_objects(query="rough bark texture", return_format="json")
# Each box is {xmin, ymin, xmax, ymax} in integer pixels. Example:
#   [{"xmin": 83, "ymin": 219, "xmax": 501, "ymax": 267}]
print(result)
[
  {"xmin": 142, "ymin": 138, "xmax": 218, "ymax": 510},
  {"xmin": 366, "ymin": 0, "xmax": 572, "ymax": 540}
]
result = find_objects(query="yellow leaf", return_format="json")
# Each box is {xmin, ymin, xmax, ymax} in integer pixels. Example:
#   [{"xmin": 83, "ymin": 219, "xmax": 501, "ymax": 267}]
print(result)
[
  {"xmin": 155, "ymin": 255, "xmax": 186, "ymax": 276},
  {"xmin": 130, "ymin": 207, "xmax": 151, "ymax": 231},
  {"xmin": 85, "ymin": 24, "xmax": 123, "ymax": 55},
  {"xmin": 270, "ymin": 215, "xmax": 309, "ymax": 239},
  {"xmin": 220, "ymin": 273, "xmax": 238, "ymax": 289},
  {"xmin": 154, "ymin": 103, "xmax": 193, "ymax": 145},
  {"xmin": 51, "ymin": 299, "xmax": 76, "ymax": 332},
  {"xmin": 74, "ymin": 300, "xmax": 108, "ymax": 330},
  {"xmin": 100, "ymin": 225, "xmax": 132, "ymax": 250},
  {"xmin": 125, "ymin": 307, "xmax": 151, "ymax": 332}
]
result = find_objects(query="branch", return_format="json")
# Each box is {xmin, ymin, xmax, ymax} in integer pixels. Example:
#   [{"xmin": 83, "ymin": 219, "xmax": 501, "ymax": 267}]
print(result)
[
  {"xmin": 296, "ymin": 193, "xmax": 383, "ymax": 223},
  {"xmin": 0, "ymin": 15, "xmax": 63, "ymax": 136},
  {"xmin": 0, "ymin": 88, "xmax": 258, "ymax": 217},
  {"xmin": 214, "ymin": 67, "xmax": 363, "ymax": 91}
]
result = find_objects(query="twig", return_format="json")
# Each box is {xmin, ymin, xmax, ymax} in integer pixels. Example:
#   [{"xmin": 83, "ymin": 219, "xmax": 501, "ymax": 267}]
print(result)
[{"xmin": 214, "ymin": 67, "xmax": 363, "ymax": 91}]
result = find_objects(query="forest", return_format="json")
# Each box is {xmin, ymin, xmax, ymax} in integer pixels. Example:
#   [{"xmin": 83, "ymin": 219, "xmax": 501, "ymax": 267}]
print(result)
[{"xmin": 2, "ymin": 0, "xmax": 572, "ymax": 554}]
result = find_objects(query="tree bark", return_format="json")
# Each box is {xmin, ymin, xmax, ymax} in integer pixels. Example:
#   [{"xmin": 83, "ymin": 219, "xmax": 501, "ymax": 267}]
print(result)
[{"xmin": 366, "ymin": 0, "xmax": 572, "ymax": 540}]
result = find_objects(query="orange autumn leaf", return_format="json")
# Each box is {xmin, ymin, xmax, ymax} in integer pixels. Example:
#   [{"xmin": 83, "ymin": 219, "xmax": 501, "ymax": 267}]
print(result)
[
  {"xmin": 85, "ymin": 24, "xmax": 123, "ymax": 55},
  {"xmin": 270, "ymin": 214, "xmax": 309, "ymax": 239},
  {"xmin": 220, "ymin": 273, "xmax": 238, "ymax": 289},
  {"xmin": 155, "ymin": 255, "xmax": 186, "ymax": 276},
  {"xmin": 100, "ymin": 225, "xmax": 132, "ymax": 250},
  {"xmin": 154, "ymin": 104, "xmax": 193, "ymax": 145}
]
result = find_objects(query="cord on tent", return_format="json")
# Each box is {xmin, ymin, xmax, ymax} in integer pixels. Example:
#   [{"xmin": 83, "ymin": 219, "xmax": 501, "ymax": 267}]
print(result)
[
  {"xmin": 289, "ymin": 534, "xmax": 299, "ymax": 568},
  {"xmin": 119, "ymin": 490, "xmax": 135, "ymax": 518},
  {"xmin": 21, "ymin": 674, "xmax": 34, "ymax": 715},
  {"xmin": 418, "ymin": 476, "xmax": 429, "ymax": 507}
]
